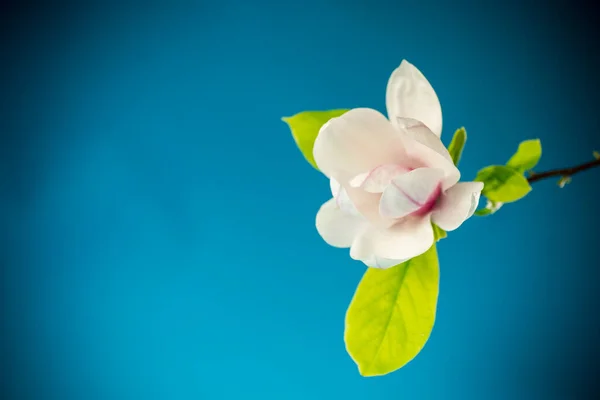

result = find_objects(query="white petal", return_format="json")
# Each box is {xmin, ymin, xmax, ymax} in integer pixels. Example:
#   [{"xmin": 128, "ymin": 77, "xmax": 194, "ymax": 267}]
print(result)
[
  {"xmin": 344, "ymin": 185, "xmax": 397, "ymax": 230},
  {"xmin": 316, "ymin": 198, "xmax": 366, "ymax": 248},
  {"xmin": 432, "ymin": 182, "xmax": 484, "ymax": 231},
  {"xmin": 386, "ymin": 60, "xmax": 443, "ymax": 137},
  {"xmin": 350, "ymin": 216, "xmax": 434, "ymax": 264},
  {"xmin": 312, "ymin": 108, "xmax": 404, "ymax": 182},
  {"xmin": 348, "ymin": 164, "xmax": 407, "ymax": 193},
  {"xmin": 360, "ymin": 254, "xmax": 407, "ymax": 269},
  {"xmin": 401, "ymin": 126, "xmax": 460, "ymax": 190},
  {"xmin": 397, "ymin": 118, "xmax": 453, "ymax": 163},
  {"xmin": 329, "ymin": 178, "xmax": 341, "ymax": 197},
  {"xmin": 379, "ymin": 168, "xmax": 445, "ymax": 219},
  {"xmin": 329, "ymin": 178, "xmax": 360, "ymax": 215}
]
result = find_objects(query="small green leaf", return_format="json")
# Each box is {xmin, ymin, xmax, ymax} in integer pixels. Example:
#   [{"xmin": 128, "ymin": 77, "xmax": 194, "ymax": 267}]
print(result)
[
  {"xmin": 281, "ymin": 109, "xmax": 349, "ymax": 170},
  {"xmin": 593, "ymin": 150, "xmax": 600, "ymax": 160},
  {"xmin": 506, "ymin": 139, "xmax": 542, "ymax": 174},
  {"xmin": 432, "ymin": 224, "xmax": 447, "ymax": 241},
  {"xmin": 345, "ymin": 245, "xmax": 439, "ymax": 377},
  {"xmin": 474, "ymin": 207, "xmax": 492, "ymax": 217},
  {"xmin": 447, "ymin": 127, "xmax": 467, "ymax": 166},
  {"xmin": 475, "ymin": 165, "xmax": 532, "ymax": 203}
]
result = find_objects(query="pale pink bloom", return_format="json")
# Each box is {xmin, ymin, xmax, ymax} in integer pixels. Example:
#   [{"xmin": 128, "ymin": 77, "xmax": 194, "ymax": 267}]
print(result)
[{"xmin": 314, "ymin": 60, "xmax": 483, "ymax": 269}]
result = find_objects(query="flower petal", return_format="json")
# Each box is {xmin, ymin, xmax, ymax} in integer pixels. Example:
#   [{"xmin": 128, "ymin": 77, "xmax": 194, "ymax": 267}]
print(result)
[
  {"xmin": 330, "ymin": 178, "xmax": 360, "ymax": 215},
  {"xmin": 359, "ymin": 254, "xmax": 407, "ymax": 269},
  {"xmin": 350, "ymin": 216, "xmax": 434, "ymax": 266},
  {"xmin": 397, "ymin": 118, "xmax": 453, "ymax": 163},
  {"xmin": 313, "ymin": 108, "xmax": 404, "ymax": 182},
  {"xmin": 379, "ymin": 168, "xmax": 445, "ymax": 219},
  {"xmin": 401, "ymin": 126, "xmax": 460, "ymax": 190},
  {"xmin": 348, "ymin": 164, "xmax": 407, "ymax": 193},
  {"xmin": 344, "ymin": 185, "xmax": 397, "ymax": 230},
  {"xmin": 386, "ymin": 60, "xmax": 443, "ymax": 137},
  {"xmin": 432, "ymin": 182, "xmax": 484, "ymax": 231},
  {"xmin": 316, "ymin": 198, "xmax": 366, "ymax": 248}
]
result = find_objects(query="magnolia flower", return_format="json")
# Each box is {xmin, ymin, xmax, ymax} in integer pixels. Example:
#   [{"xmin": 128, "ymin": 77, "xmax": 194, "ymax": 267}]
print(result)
[{"xmin": 314, "ymin": 60, "xmax": 483, "ymax": 269}]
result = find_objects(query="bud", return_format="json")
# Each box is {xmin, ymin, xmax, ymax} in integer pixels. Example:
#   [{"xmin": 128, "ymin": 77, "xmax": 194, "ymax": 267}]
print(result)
[{"xmin": 557, "ymin": 176, "xmax": 572, "ymax": 188}]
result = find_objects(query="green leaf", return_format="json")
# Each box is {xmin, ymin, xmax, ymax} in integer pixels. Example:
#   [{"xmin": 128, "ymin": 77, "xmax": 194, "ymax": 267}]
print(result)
[
  {"xmin": 506, "ymin": 139, "xmax": 542, "ymax": 174},
  {"xmin": 474, "ymin": 165, "xmax": 532, "ymax": 203},
  {"xmin": 345, "ymin": 245, "xmax": 439, "ymax": 377},
  {"xmin": 281, "ymin": 109, "xmax": 349, "ymax": 170},
  {"xmin": 447, "ymin": 127, "xmax": 467, "ymax": 166},
  {"xmin": 432, "ymin": 224, "xmax": 447, "ymax": 241},
  {"xmin": 474, "ymin": 207, "xmax": 492, "ymax": 217}
]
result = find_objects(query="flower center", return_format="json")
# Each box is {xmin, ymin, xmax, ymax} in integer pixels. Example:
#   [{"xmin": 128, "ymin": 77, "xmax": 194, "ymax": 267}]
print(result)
[
  {"xmin": 410, "ymin": 184, "xmax": 441, "ymax": 216},
  {"xmin": 388, "ymin": 180, "xmax": 441, "ymax": 218}
]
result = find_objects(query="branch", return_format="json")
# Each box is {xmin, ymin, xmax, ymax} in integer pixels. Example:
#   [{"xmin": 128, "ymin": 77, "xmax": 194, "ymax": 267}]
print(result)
[{"xmin": 527, "ymin": 157, "xmax": 600, "ymax": 184}]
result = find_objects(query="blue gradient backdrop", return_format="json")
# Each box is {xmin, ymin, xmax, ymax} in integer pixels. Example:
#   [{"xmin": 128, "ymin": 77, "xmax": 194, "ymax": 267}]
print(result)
[{"xmin": 2, "ymin": 1, "xmax": 599, "ymax": 399}]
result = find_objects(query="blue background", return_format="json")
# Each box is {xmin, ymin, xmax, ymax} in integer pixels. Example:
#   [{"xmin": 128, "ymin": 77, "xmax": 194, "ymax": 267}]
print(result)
[{"xmin": 2, "ymin": 1, "xmax": 599, "ymax": 399}]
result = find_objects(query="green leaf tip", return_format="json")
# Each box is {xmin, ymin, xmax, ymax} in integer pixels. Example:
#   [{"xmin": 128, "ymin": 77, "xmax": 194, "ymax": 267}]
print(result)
[
  {"xmin": 474, "ymin": 208, "xmax": 492, "ymax": 217},
  {"xmin": 447, "ymin": 127, "xmax": 467, "ymax": 166},
  {"xmin": 345, "ymin": 245, "xmax": 439, "ymax": 377},
  {"xmin": 282, "ymin": 109, "xmax": 349, "ymax": 170},
  {"xmin": 506, "ymin": 139, "xmax": 542, "ymax": 174},
  {"xmin": 432, "ymin": 224, "xmax": 447, "ymax": 241}
]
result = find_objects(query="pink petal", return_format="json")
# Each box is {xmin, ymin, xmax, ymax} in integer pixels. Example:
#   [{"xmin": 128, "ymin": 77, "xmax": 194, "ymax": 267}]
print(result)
[
  {"xmin": 400, "ymin": 124, "xmax": 460, "ymax": 190},
  {"xmin": 431, "ymin": 182, "xmax": 484, "ymax": 231},
  {"xmin": 350, "ymin": 216, "xmax": 434, "ymax": 265},
  {"xmin": 379, "ymin": 168, "xmax": 445, "ymax": 219},
  {"xmin": 348, "ymin": 164, "xmax": 407, "ymax": 193},
  {"xmin": 344, "ymin": 185, "xmax": 397, "ymax": 230},
  {"xmin": 315, "ymin": 198, "xmax": 366, "ymax": 248},
  {"xmin": 397, "ymin": 118, "xmax": 453, "ymax": 163},
  {"xmin": 312, "ymin": 108, "xmax": 405, "ymax": 183}
]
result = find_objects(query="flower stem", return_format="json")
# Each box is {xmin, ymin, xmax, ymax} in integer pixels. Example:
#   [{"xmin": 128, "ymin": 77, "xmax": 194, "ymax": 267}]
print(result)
[{"xmin": 527, "ymin": 157, "xmax": 600, "ymax": 184}]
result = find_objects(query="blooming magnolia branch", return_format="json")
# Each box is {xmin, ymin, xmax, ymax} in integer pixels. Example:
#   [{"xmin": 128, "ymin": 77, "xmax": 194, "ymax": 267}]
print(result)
[
  {"xmin": 282, "ymin": 59, "xmax": 600, "ymax": 378},
  {"xmin": 527, "ymin": 156, "xmax": 600, "ymax": 184}
]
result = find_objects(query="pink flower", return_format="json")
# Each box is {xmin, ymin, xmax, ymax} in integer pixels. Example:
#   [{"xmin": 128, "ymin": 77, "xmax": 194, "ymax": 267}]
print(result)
[{"xmin": 314, "ymin": 60, "xmax": 483, "ymax": 269}]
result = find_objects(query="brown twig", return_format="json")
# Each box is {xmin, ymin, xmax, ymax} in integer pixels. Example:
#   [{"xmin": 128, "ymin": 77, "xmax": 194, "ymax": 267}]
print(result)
[{"xmin": 527, "ymin": 158, "xmax": 600, "ymax": 183}]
